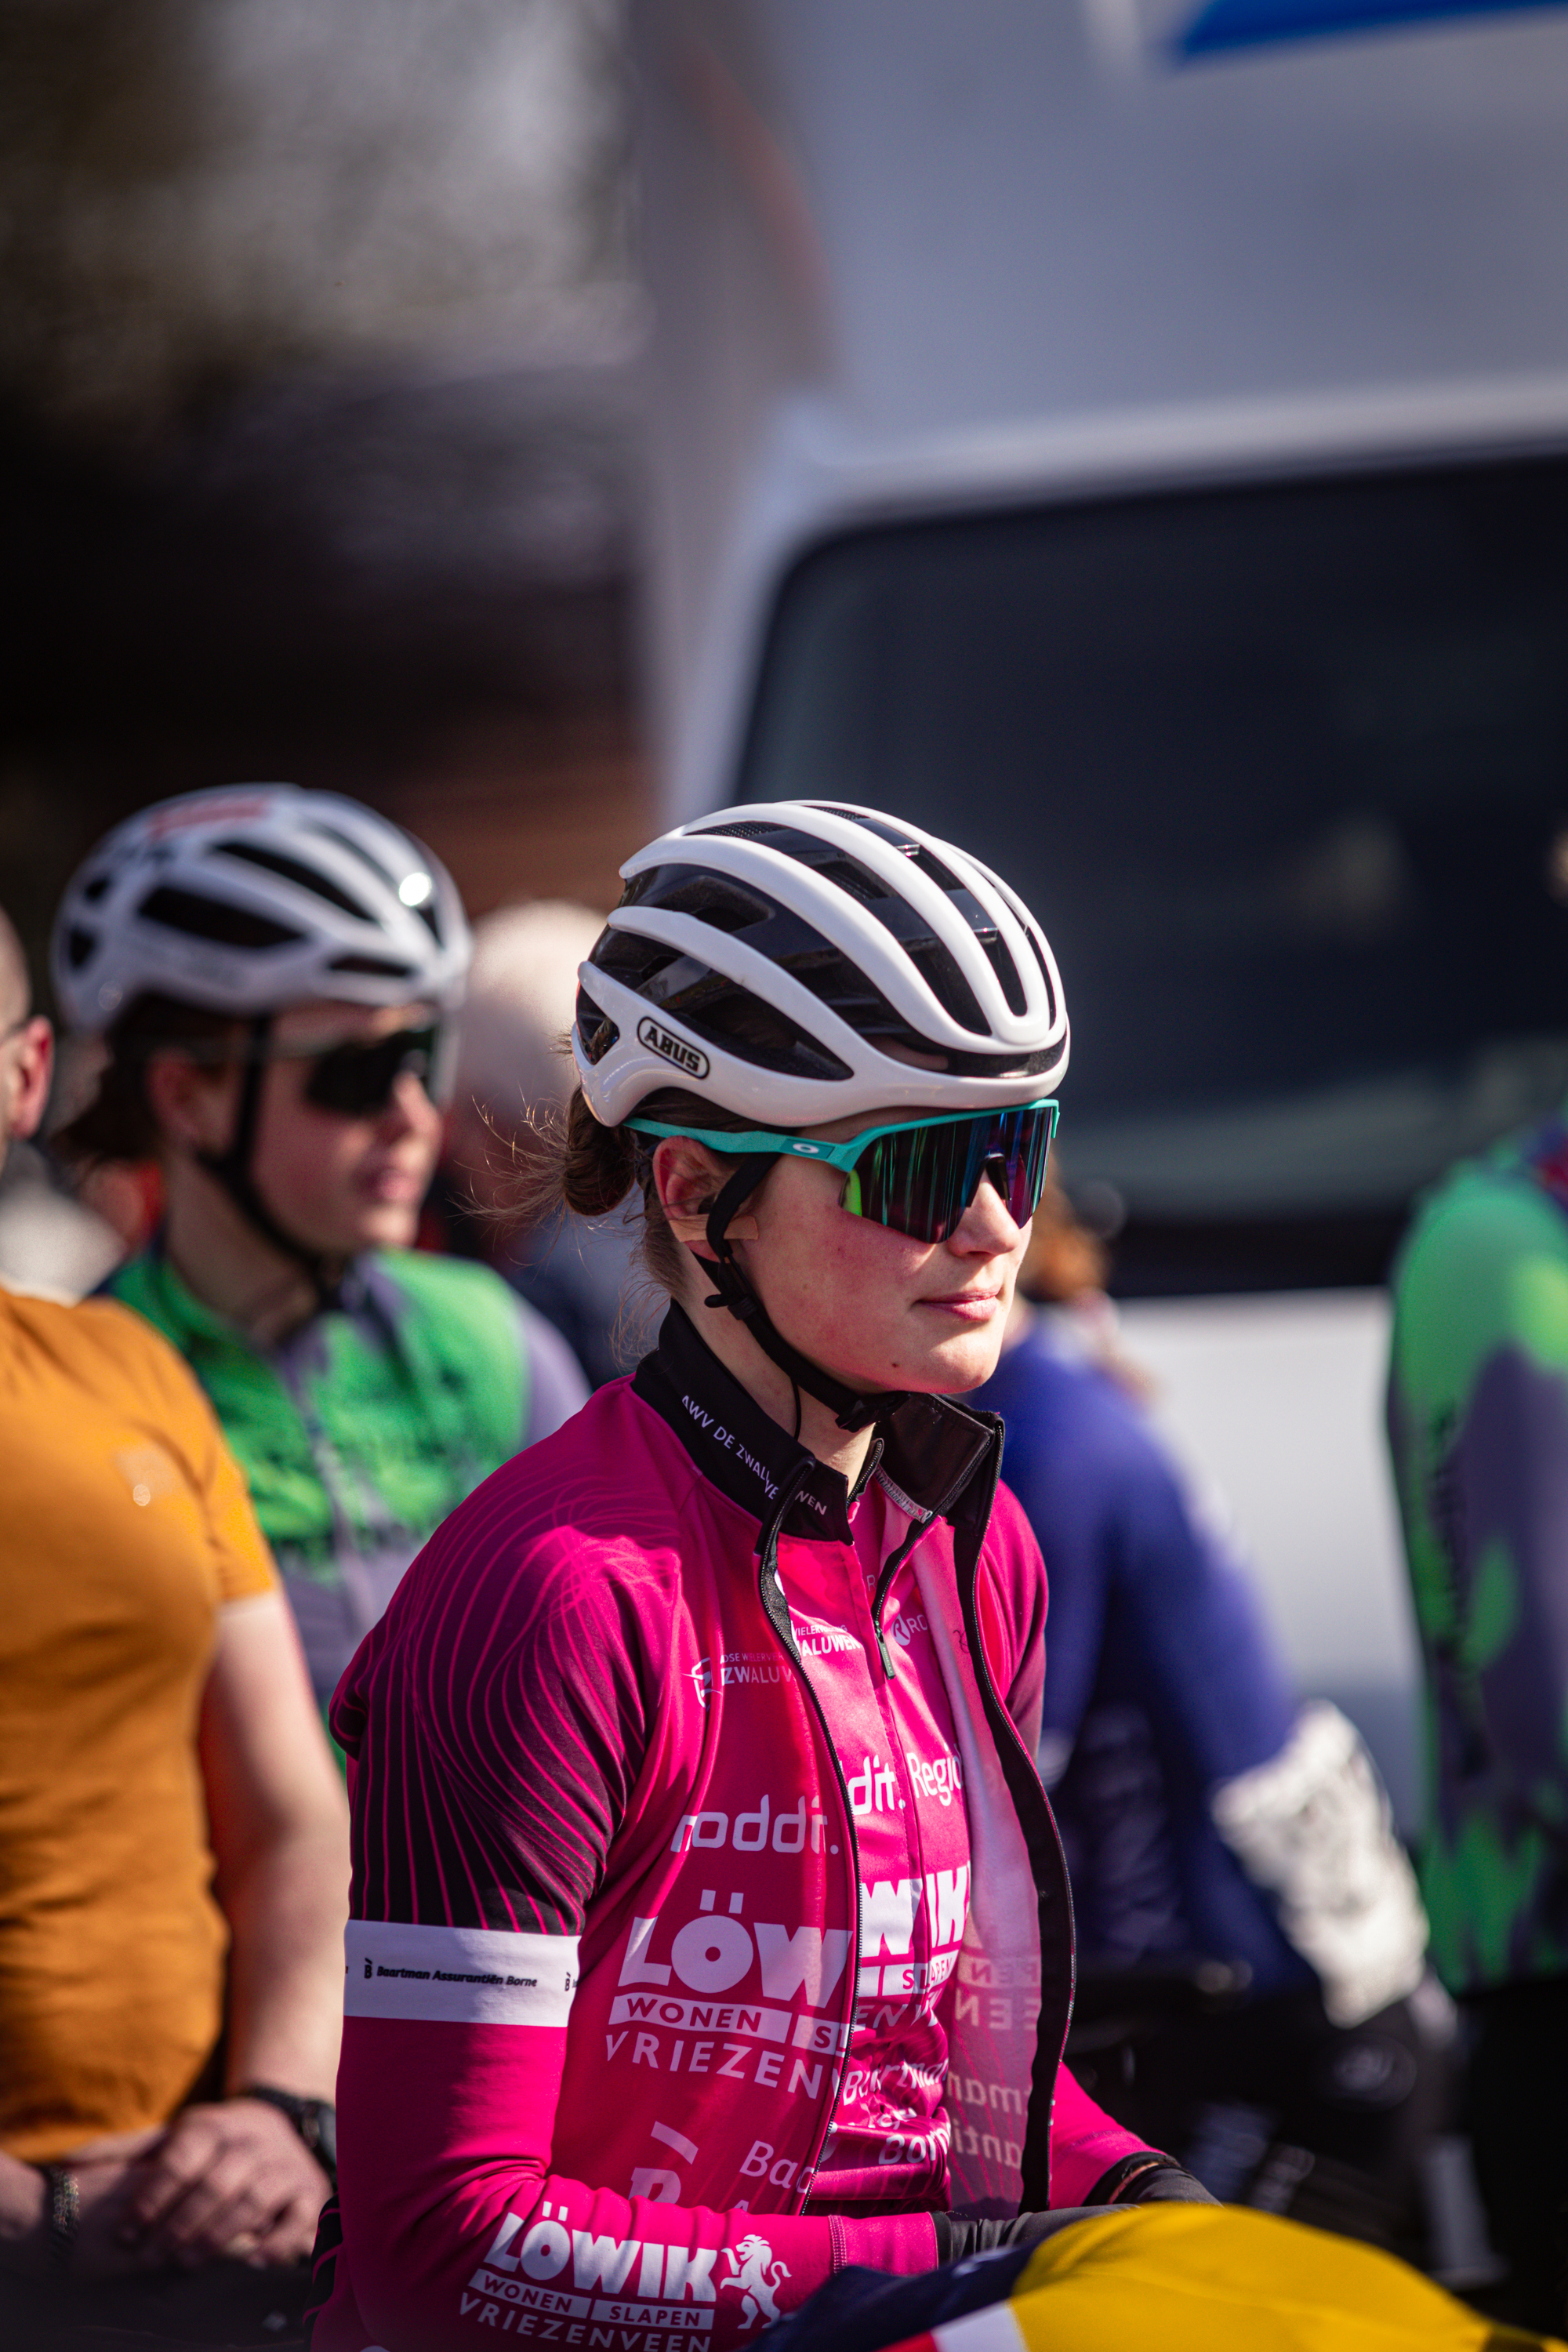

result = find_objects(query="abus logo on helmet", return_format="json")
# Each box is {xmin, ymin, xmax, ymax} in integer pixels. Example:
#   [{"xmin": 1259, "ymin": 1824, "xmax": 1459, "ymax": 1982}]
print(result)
[{"xmin": 637, "ymin": 1016, "xmax": 709, "ymax": 1081}]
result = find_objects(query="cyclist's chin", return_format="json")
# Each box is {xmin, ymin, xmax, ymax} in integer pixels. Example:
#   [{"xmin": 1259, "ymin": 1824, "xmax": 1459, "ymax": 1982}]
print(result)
[
  {"xmin": 804, "ymin": 1314, "xmax": 1006, "ymax": 1403},
  {"xmin": 902, "ymin": 1317, "xmax": 1008, "ymax": 1397},
  {"xmin": 351, "ymin": 1197, "xmax": 422, "ymax": 1251},
  {"xmin": 288, "ymin": 1194, "xmax": 419, "ymax": 1257}
]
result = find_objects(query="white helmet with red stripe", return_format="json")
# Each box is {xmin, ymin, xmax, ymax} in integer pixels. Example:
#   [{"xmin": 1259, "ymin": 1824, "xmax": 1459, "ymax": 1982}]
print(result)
[{"xmin": 53, "ymin": 784, "xmax": 470, "ymax": 1031}]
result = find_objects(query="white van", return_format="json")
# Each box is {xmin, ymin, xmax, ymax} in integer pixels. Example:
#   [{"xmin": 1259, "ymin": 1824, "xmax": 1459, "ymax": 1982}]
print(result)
[{"xmin": 633, "ymin": 0, "xmax": 1568, "ymax": 1830}]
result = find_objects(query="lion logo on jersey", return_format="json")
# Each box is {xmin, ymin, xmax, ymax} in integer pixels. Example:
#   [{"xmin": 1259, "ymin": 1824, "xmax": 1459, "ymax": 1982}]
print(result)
[{"xmin": 719, "ymin": 2234, "xmax": 790, "ymax": 2330}]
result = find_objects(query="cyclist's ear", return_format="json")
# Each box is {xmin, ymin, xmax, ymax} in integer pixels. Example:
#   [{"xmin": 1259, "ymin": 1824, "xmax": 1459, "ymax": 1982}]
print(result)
[
  {"xmin": 0, "ymin": 1014, "xmax": 52, "ymax": 1152},
  {"xmin": 653, "ymin": 1136, "xmax": 760, "ymax": 1254},
  {"xmin": 145, "ymin": 1044, "xmax": 245, "ymax": 1159}
]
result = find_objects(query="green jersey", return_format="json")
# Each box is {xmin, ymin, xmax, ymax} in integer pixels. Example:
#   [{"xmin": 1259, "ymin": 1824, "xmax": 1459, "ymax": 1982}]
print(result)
[
  {"xmin": 106, "ymin": 1246, "xmax": 587, "ymax": 1708},
  {"xmin": 1387, "ymin": 1114, "xmax": 1568, "ymax": 1993}
]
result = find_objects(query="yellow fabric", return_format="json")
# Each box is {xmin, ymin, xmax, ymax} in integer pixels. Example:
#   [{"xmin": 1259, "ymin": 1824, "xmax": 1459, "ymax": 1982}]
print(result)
[
  {"xmin": 1004, "ymin": 2207, "xmax": 1560, "ymax": 2351},
  {"xmin": 0, "ymin": 1287, "xmax": 276, "ymax": 2161}
]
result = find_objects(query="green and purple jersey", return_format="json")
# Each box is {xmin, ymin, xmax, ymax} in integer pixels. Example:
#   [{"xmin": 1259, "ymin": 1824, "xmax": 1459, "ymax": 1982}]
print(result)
[{"xmin": 1388, "ymin": 1114, "xmax": 1568, "ymax": 1993}]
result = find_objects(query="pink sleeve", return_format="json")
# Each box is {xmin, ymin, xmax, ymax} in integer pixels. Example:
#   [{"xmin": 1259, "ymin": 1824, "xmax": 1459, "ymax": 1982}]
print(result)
[
  {"xmin": 1047, "ymin": 2062, "xmax": 1156, "ymax": 2207},
  {"xmin": 313, "ymin": 2012, "xmax": 938, "ymax": 2351}
]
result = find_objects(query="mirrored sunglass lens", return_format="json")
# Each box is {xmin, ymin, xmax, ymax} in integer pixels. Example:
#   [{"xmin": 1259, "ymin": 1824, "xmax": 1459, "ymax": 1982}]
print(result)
[
  {"xmin": 304, "ymin": 1026, "xmax": 437, "ymax": 1116},
  {"xmin": 852, "ymin": 1107, "xmax": 1054, "ymax": 1242},
  {"xmin": 855, "ymin": 1123, "xmax": 948, "ymax": 1238},
  {"xmin": 992, "ymin": 1105, "xmax": 1054, "ymax": 1228}
]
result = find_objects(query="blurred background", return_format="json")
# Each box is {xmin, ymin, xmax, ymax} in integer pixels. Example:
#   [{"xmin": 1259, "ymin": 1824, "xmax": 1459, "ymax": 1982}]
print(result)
[
  {"xmin": 11, "ymin": 0, "xmax": 1568, "ymax": 1830},
  {"xmin": 20, "ymin": 5, "xmax": 1568, "ymax": 2296},
  {"xmin": 2, "ymin": 0, "xmax": 646, "ymax": 995}
]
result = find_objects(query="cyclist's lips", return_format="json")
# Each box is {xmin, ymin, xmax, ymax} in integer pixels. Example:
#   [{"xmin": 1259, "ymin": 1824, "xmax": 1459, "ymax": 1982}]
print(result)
[
  {"xmin": 917, "ymin": 1287, "xmax": 1003, "ymax": 1320},
  {"xmin": 358, "ymin": 1158, "xmax": 428, "ymax": 1203}
]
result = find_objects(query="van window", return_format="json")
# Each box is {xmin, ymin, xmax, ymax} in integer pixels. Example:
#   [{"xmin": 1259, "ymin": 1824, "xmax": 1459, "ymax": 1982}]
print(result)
[{"xmin": 737, "ymin": 457, "xmax": 1568, "ymax": 1290}]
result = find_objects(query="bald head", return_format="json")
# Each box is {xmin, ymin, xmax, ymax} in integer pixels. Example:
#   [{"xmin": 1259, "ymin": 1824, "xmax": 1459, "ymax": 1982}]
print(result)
[
  {"xmin": 457, "ymin": 900, "xmax": 608, "ymax": 1121},
  {"xmin": 0, "ymin": 905, "xmax": 51, "ymax": 1171},
  {"xmin": 445, "ymin": 900, "xmax": 605, "ymax": 1219},
  {"xmin": 0, "ymin": 904, "xmax": 29, "ymax": 1030}
]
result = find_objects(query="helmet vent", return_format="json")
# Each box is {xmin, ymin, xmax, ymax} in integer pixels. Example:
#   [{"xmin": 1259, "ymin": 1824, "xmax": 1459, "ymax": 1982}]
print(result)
[
  {"xmin": 695, "ymin": 821, "xmax": 891, "ymax": 906},
  {"xmin": 64, "ymin": 925, "xmax": 96, "ymax": 970},
  {"xmin": 594, "ymin": 928, "xmax": 682, "ymax": 995},
  {"xmin": 80, "ymin": 873, "xmax": 111, "ymax": 905},
  {"xmin": 622, "ymin": 866, "xmax": 773, "ymax": 935},
  {"xmin": 216, "ymin": 840, "xmax": 372, "ymax": 923},
  {"xmin": 978, "ymin": 929, "xmax": 1028, "ymax": 1018},
  {"xmin": 575, "ymin": 982, "xmax": 620, "ymax": 1065},
  {"xmin": 140, "ymin": 885, "xmax": 300, "ymax": 951},
  {"xmin": 833, "ymin": 814, "xmax": 964, "ymax": 898},
  {"xmin": 655, "ymin": 966, "xmax": 852, "ymax": 1083},
  {"xmin": 310, "ymin": 822, "xmax": 403, "ymax": 894},
  {"xmin": 906, "ymin": 844, "xmax": 964, "ymax": 895},
  {"xmin": 898, "ymin": 936, "xmax": 989, "ymax": 1034},
  {"xmin": 327, "ymin": 953, "xmax": 417, "ymax": 982},
  {"xmin": 815, "ymin": 853, "xmax": 889, "ymax": 903},
  {"xmin": 689, "ymin": 819, "xmax": 777, "ymax": 843}
]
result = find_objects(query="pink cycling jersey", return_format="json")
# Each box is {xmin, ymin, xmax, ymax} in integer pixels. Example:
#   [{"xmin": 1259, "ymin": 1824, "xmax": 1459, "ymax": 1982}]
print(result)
[{"xmin": 309, "ymin": 1306, "xmax": 1154, "ymax": 2352}]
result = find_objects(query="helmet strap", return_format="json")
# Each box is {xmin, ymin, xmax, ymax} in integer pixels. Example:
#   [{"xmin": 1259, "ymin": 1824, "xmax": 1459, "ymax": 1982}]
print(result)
[
  {"xmin": 699, "ymin": 1156, "xmax": 909, "ymax": 1435},
  {"xmin": 196, "ymin": 1015, "xmax": 342, "ymax": 1311}
]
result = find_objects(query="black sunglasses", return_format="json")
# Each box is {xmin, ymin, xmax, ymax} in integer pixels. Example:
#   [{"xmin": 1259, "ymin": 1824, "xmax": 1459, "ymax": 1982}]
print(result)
[{"xmin": 301, "ymin": 1025, "xmax": 443, "ymax": 1119}]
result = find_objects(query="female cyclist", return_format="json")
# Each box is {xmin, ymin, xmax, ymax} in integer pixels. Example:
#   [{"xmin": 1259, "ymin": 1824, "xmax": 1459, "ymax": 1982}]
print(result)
[
  {"xmin": 310, "ymin": 802, "xmax": 1209, "ymax": 2352},
  {"xmin": 52, "ymin": 787, "xmax": 587, "ymax": 1721}
]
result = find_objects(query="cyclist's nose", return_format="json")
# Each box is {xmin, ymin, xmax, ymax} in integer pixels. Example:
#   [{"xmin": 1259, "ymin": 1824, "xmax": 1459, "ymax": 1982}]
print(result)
[
  {"xmin": 379, "ymin": 1068, "xmax": 438, "ymax": 1137},
  {"xmin": 952, "ymin": 1156, "xmax": 1023, "ymax": 1249}
]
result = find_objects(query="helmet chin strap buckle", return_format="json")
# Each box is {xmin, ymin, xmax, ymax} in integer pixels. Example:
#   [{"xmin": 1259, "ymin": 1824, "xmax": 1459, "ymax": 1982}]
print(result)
[
  {"xmin": 699, "ymin": 1157, "xmax": 909, "ymax": 1436},
  {"xmin": 706, "ymin": 1286, "xmax": 758, "ymax": 1321}
]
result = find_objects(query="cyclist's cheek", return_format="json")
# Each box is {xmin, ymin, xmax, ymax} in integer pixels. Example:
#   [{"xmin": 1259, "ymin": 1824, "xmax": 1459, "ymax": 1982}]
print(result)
[{"xmin": 252, "ymin": 1066, "xmax": 437, "ymax": 1254}]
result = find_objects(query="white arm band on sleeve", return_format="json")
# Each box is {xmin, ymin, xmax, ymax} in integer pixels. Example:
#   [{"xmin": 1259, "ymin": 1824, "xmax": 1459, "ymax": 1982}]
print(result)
[{"xmin": 1210, "ymin": 1701, "xmax": 1428, "ymax": 2027}]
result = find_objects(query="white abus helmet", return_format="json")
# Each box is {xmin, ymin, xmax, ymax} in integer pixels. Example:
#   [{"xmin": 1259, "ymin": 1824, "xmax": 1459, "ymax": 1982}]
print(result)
[
  {"xmin": 573, "ymin": 801, "xmax": 1069, "ymax": 1129},
  {"xmin": 53, "ymin": 785, "xmax": 470, "ymax": 1032}
]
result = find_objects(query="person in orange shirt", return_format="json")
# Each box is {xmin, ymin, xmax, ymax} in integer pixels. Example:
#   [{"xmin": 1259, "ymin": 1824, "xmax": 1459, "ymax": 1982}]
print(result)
[{"xmin": 0, "ymin": 903, "xmax": 349, "ymax": 2344}]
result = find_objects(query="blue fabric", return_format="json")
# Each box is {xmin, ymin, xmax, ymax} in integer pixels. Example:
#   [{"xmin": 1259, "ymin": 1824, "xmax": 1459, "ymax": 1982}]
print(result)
[
  {"xmin": 973, "ymin": 1323, "xmax": 1312, "ymax": 1994},
  {"xmin": 1177, "ymin": 0, "xmax": 1565, "ymax": 60}
]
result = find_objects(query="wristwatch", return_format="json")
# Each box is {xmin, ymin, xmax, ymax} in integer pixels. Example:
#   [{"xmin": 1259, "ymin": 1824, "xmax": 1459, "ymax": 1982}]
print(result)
[
  {"xmin": 238, "ymin": 2085, "xmax": 338, "ymax": 2188},
  {"xmin": 41, "ymin": 2165, "xmax": 78, "ymax": 2279}
]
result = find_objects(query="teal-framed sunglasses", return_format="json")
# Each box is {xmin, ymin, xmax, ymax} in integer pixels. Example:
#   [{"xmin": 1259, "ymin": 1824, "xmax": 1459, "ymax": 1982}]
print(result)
[{"xmin": 626, "ymin": 1098, "xmax": 1059, "ymax": 1247}]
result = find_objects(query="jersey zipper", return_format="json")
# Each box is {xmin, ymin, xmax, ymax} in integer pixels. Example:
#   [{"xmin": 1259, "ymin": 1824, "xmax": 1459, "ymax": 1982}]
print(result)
[
  {"xmin": 869, "ymin": 1511, "xmax": 932, "ymax": 1679},
  {"xmin": 750, "ymin": 1465, "xmax": 866, "ymax": 2213}
]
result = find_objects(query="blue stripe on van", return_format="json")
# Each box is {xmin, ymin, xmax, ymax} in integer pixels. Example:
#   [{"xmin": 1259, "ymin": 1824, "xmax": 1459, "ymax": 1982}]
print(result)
[{"xmin": 1178, "ymin": 0, "xmax": 1565, "ymax": 55}]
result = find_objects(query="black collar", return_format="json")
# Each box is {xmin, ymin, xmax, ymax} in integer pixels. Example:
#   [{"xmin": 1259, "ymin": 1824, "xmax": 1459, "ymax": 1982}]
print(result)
[{"xmin": 633, "ymin": 1305, "xmax": 999, "ymax": 1544}]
